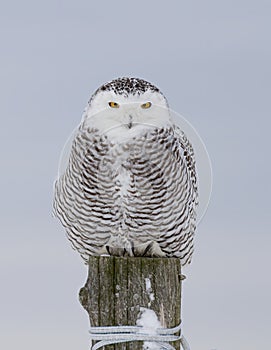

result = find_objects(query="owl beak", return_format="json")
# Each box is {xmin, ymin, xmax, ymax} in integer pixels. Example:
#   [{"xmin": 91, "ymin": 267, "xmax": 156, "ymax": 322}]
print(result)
[{"xmin": 127, "ymin": 115, "xmax": 133, "ymax": 129}]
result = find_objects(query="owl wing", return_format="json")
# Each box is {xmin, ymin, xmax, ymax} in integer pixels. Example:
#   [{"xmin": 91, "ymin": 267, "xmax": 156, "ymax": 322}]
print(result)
[
  {"xmin": 145, "ymin": 125, "xmax": 198, "ymax": 264},
  {"xmin": 174, "ymin": 125, "xmax": 199, "ymax": 208}
]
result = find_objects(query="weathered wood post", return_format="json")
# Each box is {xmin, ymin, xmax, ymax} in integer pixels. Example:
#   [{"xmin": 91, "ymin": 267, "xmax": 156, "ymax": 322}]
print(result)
[{"xmin": 79, "ymin": 256, "xmax": 184, "ymax": 350}]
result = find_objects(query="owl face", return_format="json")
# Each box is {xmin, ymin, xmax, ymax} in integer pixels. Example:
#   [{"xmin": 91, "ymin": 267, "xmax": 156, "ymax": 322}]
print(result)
[{"xmin": 82, "ymin": 78, "xmax": 171, "ymax": 140}]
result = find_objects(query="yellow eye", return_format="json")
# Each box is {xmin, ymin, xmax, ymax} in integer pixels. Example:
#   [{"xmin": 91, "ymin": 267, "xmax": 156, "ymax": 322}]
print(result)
[
  {"xmin": 108, "ymin": 101, "xmax": 119, "ymax": 108},
  {"xmin": 141, "ymin": 102, "xmax": 152, "ymax": 109}
]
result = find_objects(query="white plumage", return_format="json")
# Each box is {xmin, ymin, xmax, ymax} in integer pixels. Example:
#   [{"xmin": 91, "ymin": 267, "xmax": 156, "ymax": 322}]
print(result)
[{"xmin": 53, "ymin": 77, "xmax": 198, "ymax": 265}]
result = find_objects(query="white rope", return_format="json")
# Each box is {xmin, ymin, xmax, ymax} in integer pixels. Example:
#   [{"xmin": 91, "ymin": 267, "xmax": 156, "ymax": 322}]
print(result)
[{"xmin": 89, "ymin": 323, "xmax": 190, "ymax": 350}]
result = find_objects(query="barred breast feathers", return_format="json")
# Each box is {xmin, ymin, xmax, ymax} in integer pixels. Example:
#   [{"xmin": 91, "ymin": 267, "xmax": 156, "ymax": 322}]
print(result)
[{"xmin": 53, "ymin": 123, "xmax": 198, "ymax": 266}]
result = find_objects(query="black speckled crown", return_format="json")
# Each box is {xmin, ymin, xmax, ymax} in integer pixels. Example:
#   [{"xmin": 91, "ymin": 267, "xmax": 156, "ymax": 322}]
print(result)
[{"xmin": 91, "ymin": 77, "xmax": 161, "ymax": 100}]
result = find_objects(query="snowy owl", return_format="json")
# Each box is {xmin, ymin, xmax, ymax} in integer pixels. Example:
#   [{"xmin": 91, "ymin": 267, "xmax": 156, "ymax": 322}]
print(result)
[{"xmin": 53, "ymin": 77, "xmax": 198, "ymax": 266}]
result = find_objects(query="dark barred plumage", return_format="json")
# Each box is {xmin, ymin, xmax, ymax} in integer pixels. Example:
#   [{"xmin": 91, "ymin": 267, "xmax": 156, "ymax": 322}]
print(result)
[
  {"xmin": 53, "ymin": 124, "xmax": 198, "ymax": 266},
  {"xmin": 90, "ymin": 77, "xmax": 161, "ymax": 101}
]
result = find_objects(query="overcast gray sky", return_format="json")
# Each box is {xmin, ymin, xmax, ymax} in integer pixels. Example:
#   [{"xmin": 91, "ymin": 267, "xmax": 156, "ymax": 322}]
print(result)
[{"xmin": 1, "ymin": 1, "xmax": 270, "ymax": 349}]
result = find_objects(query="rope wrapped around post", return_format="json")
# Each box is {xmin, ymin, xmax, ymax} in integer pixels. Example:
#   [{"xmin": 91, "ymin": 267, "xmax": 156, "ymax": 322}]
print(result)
[{"xmin": 88, "ymin": 323, "xmax": 190, "ymax": 350}]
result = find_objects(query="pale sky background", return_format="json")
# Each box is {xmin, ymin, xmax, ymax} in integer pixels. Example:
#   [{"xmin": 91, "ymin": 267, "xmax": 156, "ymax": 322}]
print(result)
[{"xmin": 1, "ymin": 1, "xmax": 270, "ymax": 349}]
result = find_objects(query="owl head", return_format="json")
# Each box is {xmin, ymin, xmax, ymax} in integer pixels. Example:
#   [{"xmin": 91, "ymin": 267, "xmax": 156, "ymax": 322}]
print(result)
[{"xmin": 82, "ymin": 77, "xmax": 172, "ymax": 139}]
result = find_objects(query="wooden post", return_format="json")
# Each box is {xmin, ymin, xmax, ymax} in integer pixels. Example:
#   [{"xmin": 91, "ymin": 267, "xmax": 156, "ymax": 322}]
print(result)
[{"xmin": 79, "ymin": 256, "xmax": 183, "ymax": 350}]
